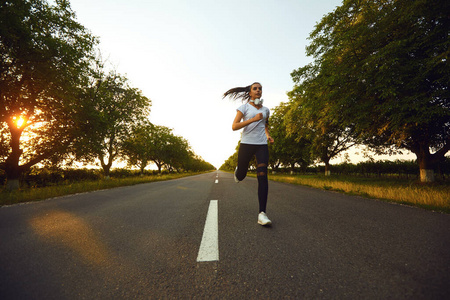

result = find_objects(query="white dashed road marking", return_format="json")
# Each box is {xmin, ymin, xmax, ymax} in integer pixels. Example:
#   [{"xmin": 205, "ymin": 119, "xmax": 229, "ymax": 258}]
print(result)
[{"xmin": 197, "ymin": 200, "xmax": 219, "ymax": 262}]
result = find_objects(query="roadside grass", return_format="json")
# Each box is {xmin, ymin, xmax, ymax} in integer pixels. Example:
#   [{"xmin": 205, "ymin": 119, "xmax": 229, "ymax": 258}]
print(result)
[
  {"xmin": 0, "ymin": 172, "xmax": 206, "ymax": 206},
  {"xmin": 268, "ymin": 174, "xmax": 450, "ymax": 213}
]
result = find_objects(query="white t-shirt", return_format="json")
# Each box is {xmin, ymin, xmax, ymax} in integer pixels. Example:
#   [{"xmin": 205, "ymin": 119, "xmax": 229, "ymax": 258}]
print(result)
[{"xmin": 237, "ymin": 103, "xmax": 270, "ymax": 145}]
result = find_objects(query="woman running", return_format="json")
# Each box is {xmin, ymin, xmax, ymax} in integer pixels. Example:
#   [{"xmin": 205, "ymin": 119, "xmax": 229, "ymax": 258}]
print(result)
[{"xmin": 223, "ymin": 82, "xmax": 274, "ymax": 226}]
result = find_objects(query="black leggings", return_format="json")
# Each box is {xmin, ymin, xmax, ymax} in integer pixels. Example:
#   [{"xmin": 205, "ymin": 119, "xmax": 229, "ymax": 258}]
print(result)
[{"xmin": 235, "ymin": 143, "xmax": 269, "ymax": 213}]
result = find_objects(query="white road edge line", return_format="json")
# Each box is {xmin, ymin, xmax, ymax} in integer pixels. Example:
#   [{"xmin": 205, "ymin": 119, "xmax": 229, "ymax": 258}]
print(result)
[{"xmin": 197, "ymin": 200, "xmax": 219, "ymax": 262}]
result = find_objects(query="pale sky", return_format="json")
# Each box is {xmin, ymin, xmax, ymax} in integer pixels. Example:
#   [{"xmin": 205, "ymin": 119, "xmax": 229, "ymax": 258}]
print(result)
[{"xmin": 68, "ymin": 0, "xmax": 414, "ymax": 169}]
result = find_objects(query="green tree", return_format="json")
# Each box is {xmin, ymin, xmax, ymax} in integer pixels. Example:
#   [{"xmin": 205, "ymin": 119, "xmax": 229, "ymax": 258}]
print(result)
[
  {"xmin": 74, "ymin": 71, "xmax": 151, "ymax": 176},
  {"xmin": 284, "ymin": 92, "xmax": 357, "ymax": 176},
  {"xmin": 184, "ymin": 154, "xmax": 215, "ymax": 172},
  {"xmin": 220, "ymin": 150, "xmax": 238, "ymax": 171},
  {"xmin": 0, "ymin": 0, "xmax": 97, "ymax": 190},
  {"xmin": 123, "ymin": 123, "xmax": 207, "ymax": 174},
  {"xmin": 122, "ymin": 121, "xmax": 155, "ymax": 175},
  {"xmin": 290, "ymin": 0, "xmax": 449, "ymax": 182},
  {"xmin": 269, "ymin": 102, "xmax": 312, "ymax": 173},
  {"xmin": 144, "ymin": 125, "xmax": 174, "ymax": 173},
  {"xmin": 163, "ymin": 134, "xmax": 191, "ymax": 172}
]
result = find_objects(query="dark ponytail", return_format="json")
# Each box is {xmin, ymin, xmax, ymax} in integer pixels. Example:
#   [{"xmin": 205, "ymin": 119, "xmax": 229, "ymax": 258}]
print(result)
[{"xmin": 223, "ymin": 82, "xmax": 261, "ymax": 102}]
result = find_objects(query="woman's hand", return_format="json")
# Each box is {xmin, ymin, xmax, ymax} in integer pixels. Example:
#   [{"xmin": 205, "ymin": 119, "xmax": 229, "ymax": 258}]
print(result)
[
  {"xmin": 232, "ymin": 111, "xmax": 264, "ymax": 131},
  {"xmin": 253, "ymin": 113, "xmax": 264, "ymax": 122}
]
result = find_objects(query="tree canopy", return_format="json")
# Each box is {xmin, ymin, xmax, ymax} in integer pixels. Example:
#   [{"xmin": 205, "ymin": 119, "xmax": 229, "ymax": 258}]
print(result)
[
  {"xmin": 287, "ymin": 0, "xmax": 449, "ymax": 181},
  {"xmin": 73, "ymin": 70, "xmax": 151, "ymax": 176},
  {"xmin": 0, "ymin": 0, "xmax": 97, "ymax": 189},
  {"xmin": 0, "ymin": 0, "xmax": 214, "ymax": 190},
  {"xmin": 123, "ymin": 122, "xmax": 214, "ymax": 173},
  {"xmin": 269, "ymin": 102, "xmax": 312, "ymax": 172}
]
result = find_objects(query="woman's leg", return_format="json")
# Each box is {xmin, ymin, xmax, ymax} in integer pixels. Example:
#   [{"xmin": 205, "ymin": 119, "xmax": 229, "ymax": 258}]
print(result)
[
  {"xmin": 235, "ymin": 143, "xmax": 255, "ymax": 181},
  {"xmin": 255, "ymin": 145, "xmax": 269, "ymax": 213}
]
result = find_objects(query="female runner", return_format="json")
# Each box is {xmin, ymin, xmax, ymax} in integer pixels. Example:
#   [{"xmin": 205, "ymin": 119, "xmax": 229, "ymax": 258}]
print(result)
[{"xmin": 223, "ymin": 82, "xmax": 274, "ymax": 226}]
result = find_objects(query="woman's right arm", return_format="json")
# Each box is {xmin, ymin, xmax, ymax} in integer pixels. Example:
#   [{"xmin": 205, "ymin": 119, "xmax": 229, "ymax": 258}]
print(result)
[{"xmin": 232, "ymin": 110, "xmax": 263, "ymax": 131}]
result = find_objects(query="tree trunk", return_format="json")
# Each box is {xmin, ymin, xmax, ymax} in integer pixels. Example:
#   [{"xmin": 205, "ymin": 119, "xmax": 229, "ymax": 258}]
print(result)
[
  {"xmin": 4, "ymin": 126, "xmax": 24, "ymax": 191},
  {"xmin": 100, "ymin": 154, "xmax": 112, "ymax": 178},
  {"xmin": 419, "ymin": 169, "xmax": 435, "ymax": 182},
  {"xmin": 321, "ymin": 150, "xmax": 332, "ymax": 176},
  {"xmin": 5, "ymin": 156, "xmax": 22, "ymax": 191},
  {"xmin": 4, "ymin": 123, "xmax": 54, "ymax": 191},
  {"xmin": 154, "ymin": 162, "xmax": 162, "ymax": 174},
  {"xmin": 415, "ymin": 143, "xmax": 436, "ymax": 183},
  {"xmin": 324, "ymin": 160, "xmax": 331, "ymax": 176},
  {"xmin": 417, "ymin": 152, "xmax": 434, "ymax": 183}
]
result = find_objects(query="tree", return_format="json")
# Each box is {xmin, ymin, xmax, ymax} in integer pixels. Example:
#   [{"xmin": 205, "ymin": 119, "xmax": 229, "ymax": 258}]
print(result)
[
  {"xmin": 269, "ymin": 102, "xmax": 312, "ymax": 173},
  {"xmin": 0, "ymin": 0, "xmax": 97, "ymax": 190},
  {"xmin": 184, "ymin": 154, "xmax": 215, "ymax": 172},
  {"xmin": 122, "ymin": 121, "xmax": 154, "ymax": 175},
  {"xmin": 74, "ymin": 70, "xmax": 151, "ymax": 177},
  {"xmin": 123, "ymin": 122, "xmax": 214, "ymax": 173},
  {"xmin": 284, "ymin": 91, "xmax": 357, "ymax": 176},
  {"xmin": 162, "ymin": 133, "xmax": 190, "ymax": 172},
  {"xmin": 220, "ymin": 150, "xmax": 238, "ymax": 171},
  {"xmin": 290, "ymin": 0, "xmax": 449, "ymax": 182},
  {"xmin": 143, "ymin": 125, "xmax": 174, "ymax": 173}
]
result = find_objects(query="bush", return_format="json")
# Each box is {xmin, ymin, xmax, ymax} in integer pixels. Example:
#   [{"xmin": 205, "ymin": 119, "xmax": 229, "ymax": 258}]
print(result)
[
  {"xmin": 277, "ymin": 158, "xmax": 450, "ymax": 180},
  {"xmin": 19, "ymin": 168, "xmax": 103, "ymax": 188}
]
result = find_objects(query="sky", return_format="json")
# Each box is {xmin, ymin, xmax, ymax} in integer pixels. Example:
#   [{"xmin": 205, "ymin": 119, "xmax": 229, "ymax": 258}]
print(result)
[{"xmin": 68, "ymin": 0, "xmax": 414, "ymax": 169}]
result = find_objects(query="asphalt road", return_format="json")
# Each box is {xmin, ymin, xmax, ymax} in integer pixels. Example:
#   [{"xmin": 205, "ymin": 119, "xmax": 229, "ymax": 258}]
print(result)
[{"xmin": 0, "ymin": 171, "xmax": 449, "ymax": 299}]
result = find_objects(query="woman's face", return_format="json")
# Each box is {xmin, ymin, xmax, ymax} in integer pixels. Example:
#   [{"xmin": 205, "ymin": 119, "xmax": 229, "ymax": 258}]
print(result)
[{"xmin": 249, "ymin": 83, "xmax": 262, "ymax": 100}]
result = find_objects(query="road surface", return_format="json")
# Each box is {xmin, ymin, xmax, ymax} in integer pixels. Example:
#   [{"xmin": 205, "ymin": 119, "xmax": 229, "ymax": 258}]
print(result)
[{"xmin": 1, "ymin": 171, "xmax": 449, "ymax": 299}]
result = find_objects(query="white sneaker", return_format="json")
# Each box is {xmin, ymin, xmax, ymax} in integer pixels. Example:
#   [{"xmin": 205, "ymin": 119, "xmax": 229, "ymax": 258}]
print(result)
[
  {"xmin": 258, "ymin": 212, "xmax": 272, "ymax": 226},
  {"xmin": 234, "ymin": 167, "xmax": 239, "ymax": 183}
]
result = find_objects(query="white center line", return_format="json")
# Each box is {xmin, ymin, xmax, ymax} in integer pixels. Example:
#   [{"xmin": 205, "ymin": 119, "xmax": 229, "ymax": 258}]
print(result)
[
  {"xmin": 215, "ymin": 179, "xmax": 218, "ymax": 183},
  {"xmin": 197, "ymin": 200, "xmax": 219, "ymax": 262}
]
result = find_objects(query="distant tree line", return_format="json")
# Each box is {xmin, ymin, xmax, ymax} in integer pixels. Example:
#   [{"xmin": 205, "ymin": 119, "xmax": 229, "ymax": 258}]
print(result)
[
  {"xmin": 222, "ymin": 0, "xmax": 449, "ymax": 182},
  {"xmin": 221, "ymin": 154, "xmax": 450, "ymax": 180},
  {"xmin": 0, "ymin": 0, "xmax": 214, "ymax": 190},
  {"xmin": 285, "ymin": 159, "xmax": 449, "ymax": 179}
]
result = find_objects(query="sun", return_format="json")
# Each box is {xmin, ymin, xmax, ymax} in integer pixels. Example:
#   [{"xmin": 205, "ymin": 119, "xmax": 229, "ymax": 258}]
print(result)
[{"xmin": 13, "ymin": 116, "xmax": 26, "ymax": 128}]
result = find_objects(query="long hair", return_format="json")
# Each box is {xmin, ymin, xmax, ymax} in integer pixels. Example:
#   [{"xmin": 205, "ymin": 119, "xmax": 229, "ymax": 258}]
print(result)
[{"xmin": 223, "ymin": 82, "xmax": 261, "ymax": 102}]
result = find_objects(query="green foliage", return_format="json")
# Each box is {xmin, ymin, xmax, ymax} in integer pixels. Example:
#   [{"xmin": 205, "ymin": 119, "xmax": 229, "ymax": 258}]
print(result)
[
  {"xmin": 73, "ymin": 70, "xmax": 151, "ymax": 176},
  {"xmin": 123, "ymin": 122, "xmax": 214, "ymax": 173},
  {"xmin": 220, "ymin": 148, "xmax": 238, "ymax": 171},
  {"xmin": 162, "ymin": 133, "xmax": 191, "ymax": 172},
  {"xmin": 184, "ymin": 155, "xmax": 215, "ymax": 172},
  {"xmin": 269, "ymin": 102, "xmax": 312, "ymax": 171},
  {"xmin": 280, "ymin": 158, "xmax": 450, "ymax": 180},
  {"xmin": 122, "ymin": 121, "xmax": 155, "ymax": 173},
  {"xmin": 311, "ymin": 160, "xmax": 420, "ymax": 178},
  {"xmin": 287, "ymin": 0, "xmax": 450, "ymax": 181},
  {"xmin": 0, "ymin": 0, "xmax": 215, "ymax": 189},
  {"xmin": 0, "ymin": 0, "xmax": 97, "ymax": 187}
]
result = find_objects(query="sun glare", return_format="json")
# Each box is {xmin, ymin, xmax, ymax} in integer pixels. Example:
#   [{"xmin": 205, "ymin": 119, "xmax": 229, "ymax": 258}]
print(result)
[{"xmin": 13, "ymin": 116, "xmax": 26, "ymax": 128}]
